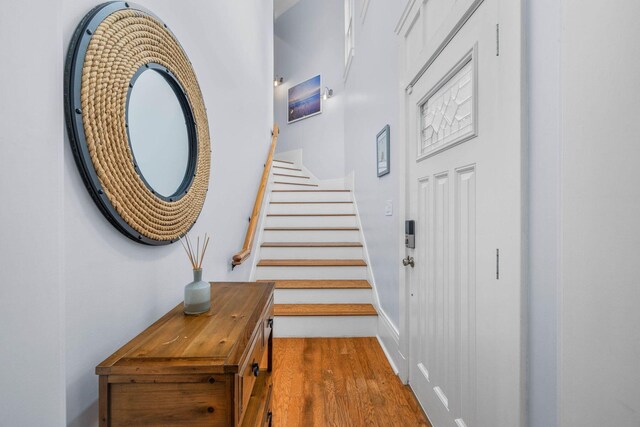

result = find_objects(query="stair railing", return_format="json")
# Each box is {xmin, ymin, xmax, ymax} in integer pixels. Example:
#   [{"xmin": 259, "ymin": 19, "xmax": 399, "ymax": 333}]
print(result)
[{"xmin": 232, "ymin": 124, "xmax": 279, "ymax": 268}]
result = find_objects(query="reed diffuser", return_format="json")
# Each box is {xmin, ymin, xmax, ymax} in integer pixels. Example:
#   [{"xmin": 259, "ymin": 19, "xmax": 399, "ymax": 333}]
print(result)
[{"xmin": 179, "ymin": 233, "xmax": 211, "ymax": 315}]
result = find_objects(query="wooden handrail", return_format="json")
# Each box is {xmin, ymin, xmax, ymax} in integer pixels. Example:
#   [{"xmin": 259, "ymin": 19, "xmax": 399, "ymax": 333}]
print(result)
[{"xmin": 232, "ymin": 124, "xmax": 279, "ymax": 266}]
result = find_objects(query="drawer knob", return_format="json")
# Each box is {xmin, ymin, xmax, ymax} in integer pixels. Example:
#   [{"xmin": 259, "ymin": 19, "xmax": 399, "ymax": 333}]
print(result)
[
  {"xmin": 252, "ymin": 362, "xmax": 260, "ymax": 377},
  {"xmin": 208, "ymin": 377, "xmax": 215, "ymax": 384},
  {"xmin": 267, "ymin": 318, "xmax": 274, "ymax": 328},
  {"xmin": 207, "ymin": 406, "xmax": 214, "ymax": 413}
]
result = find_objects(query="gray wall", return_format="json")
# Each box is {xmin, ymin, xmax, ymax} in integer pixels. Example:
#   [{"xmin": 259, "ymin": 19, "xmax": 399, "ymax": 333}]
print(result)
[
  {"xmin": 527, "ymin": 0, "xmax": 561, "ymax": 425},
  {"xmin": 343, "ymin": 1, "xmax": 405, "ymax": 328},
  {"xmin": 274, "ymin": 0, "xmax": 346, "ymax": 178},
  {"xmin": 559, "ymin": 1, "xmax": 640, "ymax": 425},
  {"xmin": 529, "ymin": 1, "xmax": 640, "ymax": 425},
  {"xmin": 0, "ymin": 1, "xmax": 274, "ymax": 425},
  {"xmin": 0, "ymin": 2, "xmax": 65, "ymax": 425}
]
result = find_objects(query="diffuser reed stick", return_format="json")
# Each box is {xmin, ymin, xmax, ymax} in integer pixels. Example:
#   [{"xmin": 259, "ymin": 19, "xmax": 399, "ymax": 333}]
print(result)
[{"xmin": 179, "ymin": 233, "xmax": 211, "ymax": 269}]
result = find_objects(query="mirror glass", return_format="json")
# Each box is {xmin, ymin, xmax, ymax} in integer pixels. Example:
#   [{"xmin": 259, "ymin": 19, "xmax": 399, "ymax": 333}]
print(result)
[{"xmin": 128, "ymin": 69, "xmax": 190, "ymax": 198}]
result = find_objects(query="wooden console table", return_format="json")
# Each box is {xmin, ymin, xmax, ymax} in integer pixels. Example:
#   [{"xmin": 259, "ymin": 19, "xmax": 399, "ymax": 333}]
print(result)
[{"xmin": 96, "ymin": 282, "xmax": 275, "ymax": 426}]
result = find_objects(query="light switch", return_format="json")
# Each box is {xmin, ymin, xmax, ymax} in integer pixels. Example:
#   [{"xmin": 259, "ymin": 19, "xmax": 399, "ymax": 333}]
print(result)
[{"xmin": 385, "ymin": 200, "xmax": 393, "ymax": 216}]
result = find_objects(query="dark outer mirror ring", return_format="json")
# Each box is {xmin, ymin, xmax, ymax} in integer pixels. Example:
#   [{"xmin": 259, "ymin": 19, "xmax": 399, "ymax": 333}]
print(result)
[{"xmin": 64, "ymin": 1, "xmax": 211, "ymax": 245}]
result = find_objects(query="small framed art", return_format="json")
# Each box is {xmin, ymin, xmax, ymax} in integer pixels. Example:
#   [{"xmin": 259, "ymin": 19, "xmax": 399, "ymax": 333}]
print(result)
[{"xmin": 377, "ymin": 125, "xmax": 390, "ymax": 177}]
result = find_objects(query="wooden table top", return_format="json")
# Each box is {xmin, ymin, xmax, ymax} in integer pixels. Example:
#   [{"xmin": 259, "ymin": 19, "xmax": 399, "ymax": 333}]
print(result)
[{"xmin": 96, "ymin": 282, "xmax": 274, "ymax": 376}]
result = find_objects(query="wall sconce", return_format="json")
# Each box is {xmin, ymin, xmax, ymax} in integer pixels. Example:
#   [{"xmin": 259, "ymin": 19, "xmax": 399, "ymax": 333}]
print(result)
[
  {"xmin": 274, "ymin": 76, "xmax": 284, "ymax": 87},
  {"xmin": 323, "ymin": 87, "xmax": 334, "ymax": 100}
]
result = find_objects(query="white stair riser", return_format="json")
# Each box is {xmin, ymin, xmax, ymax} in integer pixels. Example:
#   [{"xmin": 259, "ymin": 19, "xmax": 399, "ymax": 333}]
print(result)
[
  {"xmin": 273, "ymin": 316, "xmax": 377, "ymax": 337},
  {"xmin": 259, "ymin": 246, "xmax": 364, "ymax": 259},
  {"xmin": 272, "ymin": 161, "xmax": 298, "ymax": 168},
  {"xmin": 271, "ymin": 175, "xmax": 313, "ymax": 185},
  {"xmin": 275, "ymin": 288, "xmax": 372, "ymax": 304},
  {"xmin": 255, "ymin": 266, "xmax": 367, "ymax": 280},
  {"xmin": 272, "ymin": 183, "xmax": 320, "ymax": 190},
  {"xmin": 262, "ymin": 229, "xmax": 360, "ymax": 242},
  {"xmin": 265, "ymin": 216, "xmax": 358, "ymax": 228},
  {"xmin": 271, "ymin": 168, "xmax": 306, "ymax": 177},
  {"xmin": 312, "ymin": 184, "xmax": 349, "ymax": 191},
  {"xmin": 270, "ymin": 192, "xmax": 352, "ymax": 202},
  {"xmin": 268, "ymin": 203, "xmax": 355, "ymax": 214}
]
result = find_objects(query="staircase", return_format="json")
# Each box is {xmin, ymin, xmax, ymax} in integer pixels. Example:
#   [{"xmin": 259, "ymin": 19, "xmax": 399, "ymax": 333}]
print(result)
[{"xmin": 253, "ymin": 157, "xmax": 378, "ymax": 337}]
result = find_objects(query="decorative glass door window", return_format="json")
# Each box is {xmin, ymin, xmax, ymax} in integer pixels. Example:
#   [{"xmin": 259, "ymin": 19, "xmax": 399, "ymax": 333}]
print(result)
[{"xmin": 419, "ymin": 56, "xmax": 476, "ymax": 158}]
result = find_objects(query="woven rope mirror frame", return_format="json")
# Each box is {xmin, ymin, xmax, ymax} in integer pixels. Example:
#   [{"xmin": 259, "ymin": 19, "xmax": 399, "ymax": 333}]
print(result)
[{"xmin": 64, "ymin": 1, "xmax": 210, "ymax": 245}]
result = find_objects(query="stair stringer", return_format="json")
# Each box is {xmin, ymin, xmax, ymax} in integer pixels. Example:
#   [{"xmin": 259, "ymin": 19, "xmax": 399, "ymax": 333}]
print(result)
[
  {"xmin": 344, "ymin": 172, "xmax": 383, "ymax": 318},
  {"xmin": 346, "ymin": 170, "xmax": 403, "ymax": 375}
]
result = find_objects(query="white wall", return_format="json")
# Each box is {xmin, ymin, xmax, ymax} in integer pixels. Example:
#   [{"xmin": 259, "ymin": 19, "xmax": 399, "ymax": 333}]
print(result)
[
  {"xmin": 274, "ymin": 0, "xmax": 345, "ymax": 179},
  {"xmin": 343, "ymin": 2, "xmax": 405, "ymax": 330},
  {"xmin": 0, "ymin": 1, "xmax": 65, "ymax": 425},
  {"xmin": 527, "ymin": 0, "xmax": 561, "ymax": 425},
  {"xmin": 559, "ymin": 1, "xmax": 640, "ymax": 425},
  {"xmin": 2, "ymin": 2, "xmax": 273, "ymax": 425}
]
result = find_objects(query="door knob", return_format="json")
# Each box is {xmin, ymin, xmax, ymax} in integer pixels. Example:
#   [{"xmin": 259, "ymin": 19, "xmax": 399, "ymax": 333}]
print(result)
[{"xmin": 402, "ymin": 256, "xmax": 415, "ymax": 268}]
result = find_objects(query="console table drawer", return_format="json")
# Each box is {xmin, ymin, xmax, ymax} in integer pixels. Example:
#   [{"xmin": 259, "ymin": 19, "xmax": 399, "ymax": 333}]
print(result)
[{"xmin": 110, "ymin": 379, "xmax": 227, "ymax": 426}]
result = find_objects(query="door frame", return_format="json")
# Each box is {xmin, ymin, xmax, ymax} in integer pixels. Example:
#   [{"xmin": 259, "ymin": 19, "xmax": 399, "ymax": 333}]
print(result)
[{"xmin": 394, "ymin": 2, "xmax": 528, "ymax": 423}]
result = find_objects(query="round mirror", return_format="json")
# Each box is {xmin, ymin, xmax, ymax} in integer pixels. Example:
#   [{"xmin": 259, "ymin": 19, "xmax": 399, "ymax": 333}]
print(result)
[
  {"xmin": 127, "ymin": 66, "xmax": 193, "ymax": 198},
  {"xmin": 65, "ymin": 2, "xmax": 210, "ymax": 245}
]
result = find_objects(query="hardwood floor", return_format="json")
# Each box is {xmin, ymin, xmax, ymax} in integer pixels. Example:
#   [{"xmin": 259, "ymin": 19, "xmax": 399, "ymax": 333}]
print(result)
[{"xmin": 272, "ymin": 338, "xmax": 431, "ymax": 427}]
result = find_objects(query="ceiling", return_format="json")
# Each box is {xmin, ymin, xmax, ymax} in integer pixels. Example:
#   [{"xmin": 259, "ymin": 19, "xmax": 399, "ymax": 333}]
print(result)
[{"xmin": 274, "ymin": 0, "xmax": 301, "ymax": 19}]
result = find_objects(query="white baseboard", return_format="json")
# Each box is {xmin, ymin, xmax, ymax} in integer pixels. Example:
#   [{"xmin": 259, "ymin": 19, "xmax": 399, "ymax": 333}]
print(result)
[
  {"xmin": 377, "ymin": 308, "xmax": 407, "ymax": 380},
  {"xmin": 377, "ymin": 335, "xmax": 400, "ymax": 374}
]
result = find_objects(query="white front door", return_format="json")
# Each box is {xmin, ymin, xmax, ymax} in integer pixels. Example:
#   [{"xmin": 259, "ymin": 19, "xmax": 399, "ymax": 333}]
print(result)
[{"xmin": 401, "ymin": 0, "xmax": 524, "ymax": 426}]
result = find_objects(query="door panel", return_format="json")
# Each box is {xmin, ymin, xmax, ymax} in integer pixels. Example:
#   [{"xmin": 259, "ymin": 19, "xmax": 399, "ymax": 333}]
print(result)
[
  {"xmin": 403, "ymin": 0, "xmax": 523, "ymax": 426},
  {"xmin": 455, "ymin": 165, "xmax": 477, "ymax": 424}
]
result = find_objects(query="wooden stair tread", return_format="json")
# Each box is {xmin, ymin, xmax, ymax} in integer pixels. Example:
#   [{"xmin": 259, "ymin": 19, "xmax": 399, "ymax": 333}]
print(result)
[
  {"xmin": 271, "ymin": 189, "xmax": 351, "ymax": 192},
  {"xmin": 258, "ymin": 280, "xmax": 371, "ymax": 289},
  {"xmin": 274, "ymin": 304, "xmax": 377, "ymax": 316},
  {"xmin": 270, "ymin": 201, "xmax": 353, "ymax": 204},
  {"xmin": 273, "ymin": 165, "xmax": 302, "ymax": 171},
  {"xmin": 274, "ymin": 181, "xmax": 319, "ymax": 187},
  {"xmin": 266, "ymin": 213, "xmax": 356, "ymax": 217},
  {"xmin": 273, "ymin": 173, "xmax": 310, "ymax": 179},
  {"xmin": 273, "ymin": 159, "xmax": 294, "ymax": 164},
  {"xmin": 261, "ymin": 242, "xmax": 362, "ymax": 247},
  {"xmin": 264, "ymin": 227, "xmax": 359, "ymax": 231},
  {"xmin": 257, "ymin": 259, "xmax": 367, "ymax": 267}
]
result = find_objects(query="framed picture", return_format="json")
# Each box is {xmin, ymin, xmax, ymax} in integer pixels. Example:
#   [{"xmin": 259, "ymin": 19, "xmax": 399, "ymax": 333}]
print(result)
[
  {"xmin": 288, "ymin": 74, "xmax": 322, "ymax": 123},
  {"xmin": 377, "ymin": 125, "xmax": 390, "ymax": 177}
]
